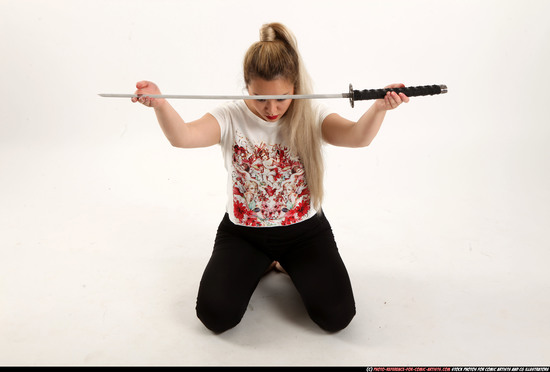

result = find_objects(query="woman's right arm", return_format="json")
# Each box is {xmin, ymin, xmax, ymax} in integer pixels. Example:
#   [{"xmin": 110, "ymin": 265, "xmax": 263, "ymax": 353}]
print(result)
[{"xmin": 132, "ymin": 80, "xmax": 220, "ymax": 148}]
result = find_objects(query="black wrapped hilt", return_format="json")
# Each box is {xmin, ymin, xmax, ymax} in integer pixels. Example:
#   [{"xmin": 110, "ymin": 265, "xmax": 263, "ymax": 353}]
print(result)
[{"xmin": 348, "ymin": 84, "xmax": 447, "ymax": 107}]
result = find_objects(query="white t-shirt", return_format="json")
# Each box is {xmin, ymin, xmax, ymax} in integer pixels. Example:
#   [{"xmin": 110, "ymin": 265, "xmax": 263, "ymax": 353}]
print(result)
[{"xmin": 209, "ymin": 100, "xmax": 334, "ymax": 227}]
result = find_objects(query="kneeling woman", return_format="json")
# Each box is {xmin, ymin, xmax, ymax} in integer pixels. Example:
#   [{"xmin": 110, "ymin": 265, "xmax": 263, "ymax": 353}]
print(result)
[{"xmin": 133, "ymin": 22, "xmax": 408, "ymax": 333}]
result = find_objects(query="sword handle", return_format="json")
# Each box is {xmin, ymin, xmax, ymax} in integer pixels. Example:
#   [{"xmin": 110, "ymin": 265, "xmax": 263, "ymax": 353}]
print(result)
[{"xmin": 349, "ymin": 84, "xmax": 447, "ymax": 107}]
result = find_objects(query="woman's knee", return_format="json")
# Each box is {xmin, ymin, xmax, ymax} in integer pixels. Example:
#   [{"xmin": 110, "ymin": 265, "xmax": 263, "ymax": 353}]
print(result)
[
  {"xmin": 309, "ymin": 302, "xmax": 356, "ymax": 333},
  {"xmin": 195, "ymin": 296, "xmax": 245, "ymax": 334}
]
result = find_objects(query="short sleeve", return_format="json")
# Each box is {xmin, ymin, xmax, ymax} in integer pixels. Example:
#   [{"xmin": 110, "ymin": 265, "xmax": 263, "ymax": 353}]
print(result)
[
  {"xmin": 313, "ymin": 102, "xmax": 336, "ymax": 139},
  {"xmin": 208, "ymin": 102, "xmax": 232, "ymax": 145},
  {"xmin": 315, "ymin": 102, "xmax": 335, "ymax": 124}
]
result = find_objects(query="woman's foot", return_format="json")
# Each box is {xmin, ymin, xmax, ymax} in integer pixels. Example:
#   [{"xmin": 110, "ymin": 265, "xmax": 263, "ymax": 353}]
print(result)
[{"xmin": 265, "ymin": 261, "xmax": 288, "ymax": 275}]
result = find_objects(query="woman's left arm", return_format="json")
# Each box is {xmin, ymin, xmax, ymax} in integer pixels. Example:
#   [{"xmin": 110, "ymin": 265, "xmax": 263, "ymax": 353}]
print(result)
[{"xmin": 321, "ymin": 83, "xmax": 409, "ymax": 148}]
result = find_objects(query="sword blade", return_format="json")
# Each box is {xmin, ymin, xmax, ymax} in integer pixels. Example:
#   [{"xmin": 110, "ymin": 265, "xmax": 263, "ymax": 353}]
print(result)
[
  {"xmin": 98, "ymin": 93, "xmax": 349, "ymax": 100},
  {"xmin": 99, "ymin": 84, "xmax": 447, "ymax": 108}
]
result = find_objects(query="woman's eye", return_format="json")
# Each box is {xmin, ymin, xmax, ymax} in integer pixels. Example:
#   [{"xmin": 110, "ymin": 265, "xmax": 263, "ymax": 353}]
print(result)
[{"xmin": 254, "ymin": 98, "xmax": 287, "ymax": 103}]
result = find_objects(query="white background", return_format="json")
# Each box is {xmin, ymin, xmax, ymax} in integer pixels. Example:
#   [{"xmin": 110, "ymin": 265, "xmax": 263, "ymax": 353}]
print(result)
[{"xmin": 1, "ymin": 0, "xmax": 549, "ymax": 366}]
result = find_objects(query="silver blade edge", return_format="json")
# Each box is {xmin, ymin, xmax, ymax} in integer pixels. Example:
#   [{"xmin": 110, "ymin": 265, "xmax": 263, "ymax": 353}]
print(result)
[{"xmin": 98, "ymin": 93, "xmax": 349, "ymax": 100}]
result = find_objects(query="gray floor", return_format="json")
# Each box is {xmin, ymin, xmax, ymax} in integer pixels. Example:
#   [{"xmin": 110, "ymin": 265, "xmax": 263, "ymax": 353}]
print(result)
[{"xmin": 1, "ymin": 137, "xmax": 548, "ymax": 366}]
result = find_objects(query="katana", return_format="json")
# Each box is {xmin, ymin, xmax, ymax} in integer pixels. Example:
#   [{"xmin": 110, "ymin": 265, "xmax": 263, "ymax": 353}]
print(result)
[{"xmin": 99, "ymin": 84, "xmax": 447, "ymax": 108}]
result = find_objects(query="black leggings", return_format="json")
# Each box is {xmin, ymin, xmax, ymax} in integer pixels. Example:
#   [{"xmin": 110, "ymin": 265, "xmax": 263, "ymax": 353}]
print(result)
[{"xmin": 196, "ymin": 213, "xmax": 356, "ymax": 333}]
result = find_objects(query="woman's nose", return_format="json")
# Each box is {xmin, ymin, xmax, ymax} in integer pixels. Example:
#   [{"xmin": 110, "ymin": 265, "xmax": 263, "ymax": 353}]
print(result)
[{"xmin": 266, "ymin": 100, "xmax": 277, "ymax": 113}]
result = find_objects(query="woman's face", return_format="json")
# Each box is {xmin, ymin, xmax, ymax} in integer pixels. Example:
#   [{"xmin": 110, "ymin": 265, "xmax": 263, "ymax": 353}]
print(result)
[
  {"xmin": 245, "ymin": 77, "xmax": 294, "ymax": 122},
  {"xmin": 247, "ymin": 183, "xmax": 257, "ymax": 193}
]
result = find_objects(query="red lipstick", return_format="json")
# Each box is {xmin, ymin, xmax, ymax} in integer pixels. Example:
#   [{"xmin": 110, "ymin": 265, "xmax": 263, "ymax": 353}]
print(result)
[{"xmin": 266, "ymin": 115, "xmax": 279, "ymax": 121}]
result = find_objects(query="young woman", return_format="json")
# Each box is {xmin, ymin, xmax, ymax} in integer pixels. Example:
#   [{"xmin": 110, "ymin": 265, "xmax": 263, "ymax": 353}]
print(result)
[{"xmin": 132, "ymin": 22, "xmax": 409, "ymax": 333}]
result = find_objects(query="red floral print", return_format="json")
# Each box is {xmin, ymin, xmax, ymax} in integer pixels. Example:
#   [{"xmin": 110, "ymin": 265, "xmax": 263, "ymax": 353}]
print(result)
[{"xmin": 232, "ymin": 131, "xmax": 312, "ymax": 227}]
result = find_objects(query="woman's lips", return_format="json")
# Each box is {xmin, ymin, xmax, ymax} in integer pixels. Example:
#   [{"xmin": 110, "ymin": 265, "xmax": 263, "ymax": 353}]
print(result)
[{"xmin": 266, "ymin": 115, "xmax": 279, "ymax": 121}]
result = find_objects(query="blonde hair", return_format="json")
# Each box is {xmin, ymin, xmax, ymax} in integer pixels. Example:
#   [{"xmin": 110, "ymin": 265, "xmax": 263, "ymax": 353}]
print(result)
[{"xmin": 243, "ymin": 22, "xmax": 324, "ymax": 211}]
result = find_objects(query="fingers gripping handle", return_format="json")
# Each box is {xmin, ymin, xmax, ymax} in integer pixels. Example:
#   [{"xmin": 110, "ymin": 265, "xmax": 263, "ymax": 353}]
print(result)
[{"xmin": 348, "ymin": 84, "xmax": 447, "ymax": 107}]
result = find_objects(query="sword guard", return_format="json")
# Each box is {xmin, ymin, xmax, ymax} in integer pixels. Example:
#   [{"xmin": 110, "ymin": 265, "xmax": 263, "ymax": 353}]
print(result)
[{"xmin": 349, "ymin": 83, "xmax": 355, "ymax": 108}]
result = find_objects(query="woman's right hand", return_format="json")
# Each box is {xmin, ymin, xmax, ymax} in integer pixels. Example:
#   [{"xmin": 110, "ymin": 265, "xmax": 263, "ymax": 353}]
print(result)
[{"xmin": 132, "ymin": 80, "xmax": 166, "ymax": 108}]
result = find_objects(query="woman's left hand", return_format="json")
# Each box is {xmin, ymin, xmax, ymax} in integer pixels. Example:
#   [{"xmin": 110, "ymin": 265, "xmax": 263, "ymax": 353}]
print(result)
[{"xmin": 375, "ymin": 83, "xmax": 410, "ymax": 111}]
